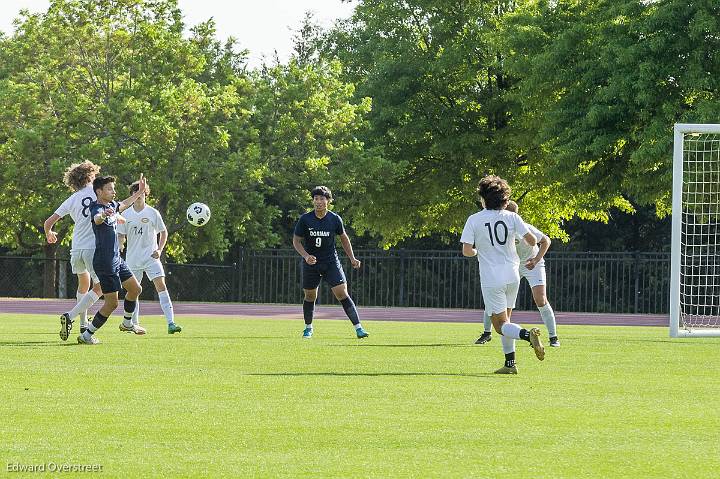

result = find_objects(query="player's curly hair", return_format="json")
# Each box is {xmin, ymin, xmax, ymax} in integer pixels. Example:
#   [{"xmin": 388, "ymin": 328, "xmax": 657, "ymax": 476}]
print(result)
[
  {"xmin": 477, "ymin": 175, "xmax": 511, "ymax": 210},
  {"xmin": 129, "ymin": 179, "xmax": 150, "ymax": 197},
  {"xmin": 63, "ymin": 161, "xmax": 101, "ymax": 192},
  {"xmin": 311, "ymin": 185, "xmax": 332, "ymax": 200}
]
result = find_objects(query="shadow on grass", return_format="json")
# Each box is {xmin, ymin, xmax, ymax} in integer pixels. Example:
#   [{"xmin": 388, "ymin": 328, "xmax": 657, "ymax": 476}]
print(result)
[
  {"xmin": 327, "ymin": 343, "xmax": 473, "ymax": 348},
  {"xmin": 245, "ymin": 371, "xmax": 496, "ymax": 378}
]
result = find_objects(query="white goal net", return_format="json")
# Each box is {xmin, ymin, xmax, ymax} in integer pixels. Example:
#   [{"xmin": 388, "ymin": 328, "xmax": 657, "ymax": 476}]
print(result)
[{"xmin": 670, "ymin": 123, "xmax": 720, "ymax": 337}]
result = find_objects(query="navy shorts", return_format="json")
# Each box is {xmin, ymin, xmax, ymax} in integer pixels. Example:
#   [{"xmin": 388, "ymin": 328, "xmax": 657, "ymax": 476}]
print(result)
[
  {"xmin": 96, "ymin": 261, "xmax": 134, "ymax": 294},
  {"xmin": 302, "ymin": 259, "xmax": 346, "ymax": 289}
]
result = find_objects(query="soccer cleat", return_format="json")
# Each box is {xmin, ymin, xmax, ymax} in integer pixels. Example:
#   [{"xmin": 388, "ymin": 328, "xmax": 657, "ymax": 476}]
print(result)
[
  {"xmin": 59, "ymin": 313, "xmax": 72, "ymax": 341},
  {"xmin": 549, "ymin": 336, "xmax": 560, "ymax": 347},
  {"xmin": 356, "ymin": 327, "xmax": 369, "ymax": 339},
  {"xmin": 168, "ymin": 323, "xmax": 183, "ymax": 334},
  {"xmin": 119, "ymin": 322, "xmax": 147, "ymax": 335},
  {"xmin": 302, "ymin": 328, "xmax": 313, "ymax": 339},
  {"xmin": 494, "ymin": 365, "xmax": 518, "ymax": 374},
  {"xmin": 474, "ymin": 332, "xmax": 492, "ymax": 345},
  {"xmin": 77, "ymin": 334, "xmax": 100, "ymax": 345},
  {"xmin": 529, "ymin": 328, "xmax": 545, "ymax": 361}
]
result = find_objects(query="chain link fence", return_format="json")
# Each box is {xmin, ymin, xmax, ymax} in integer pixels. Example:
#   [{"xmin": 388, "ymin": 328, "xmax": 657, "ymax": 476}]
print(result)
[{"xmin": 0, "ymin": 250, "xmax": 671, "ymax": 313}]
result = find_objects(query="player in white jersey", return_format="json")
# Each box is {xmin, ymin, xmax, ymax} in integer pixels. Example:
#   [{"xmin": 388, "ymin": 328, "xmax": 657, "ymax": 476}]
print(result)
[
  {"xmin": 460, "ymin": 175, "xmax": 545, "ymax": 374},
  {"xmin": 476, "ymin": 200, "xmax": 559, "ymax": 347},
  {"xmin": 44, "ymin": 161, "xmax": 105, "ymax": 340},
  {"xmin": 117, "ymin": 180, "xmax": 182, "ymax": 334}
]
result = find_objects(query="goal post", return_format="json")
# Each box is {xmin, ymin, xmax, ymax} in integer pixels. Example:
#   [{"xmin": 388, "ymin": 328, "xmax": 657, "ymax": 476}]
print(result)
[{"xmin": 670, "ymin": 123, "xmax": 720, "ymax": 337}]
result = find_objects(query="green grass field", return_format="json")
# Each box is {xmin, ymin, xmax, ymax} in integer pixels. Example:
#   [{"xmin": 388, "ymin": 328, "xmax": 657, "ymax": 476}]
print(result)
[{"xmin": 1, "ymin": 313, "xmax": 719, "ymax": 478}]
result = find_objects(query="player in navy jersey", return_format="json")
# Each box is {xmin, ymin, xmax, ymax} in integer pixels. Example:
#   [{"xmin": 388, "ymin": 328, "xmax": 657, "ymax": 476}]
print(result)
[
  {"xmin": 292, "ymin": 186, "xmax": 368, "ymax": 339},
  {"xmin": 77, "ymin": 174, "xmax": 148, "ymax": 344}
]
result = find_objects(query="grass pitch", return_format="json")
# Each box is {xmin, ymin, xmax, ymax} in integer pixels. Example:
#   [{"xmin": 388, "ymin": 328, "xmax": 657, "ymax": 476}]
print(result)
[{"xmin": 1, "ymin": 313, "xmax": 719, "ymax": 478}]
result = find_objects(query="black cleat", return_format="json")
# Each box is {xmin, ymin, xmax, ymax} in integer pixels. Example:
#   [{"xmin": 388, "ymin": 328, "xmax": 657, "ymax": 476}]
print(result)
[
  {"xmin": 474, "ymin": 332, "xmax": 492, "ymax": 345},
  {"xmin": 59, "ymin": 313, "xmax": 72, "ymax": 341},
  {"xmin": 549, "ymin": 336, "xmax": 560, "ymax": 347}
]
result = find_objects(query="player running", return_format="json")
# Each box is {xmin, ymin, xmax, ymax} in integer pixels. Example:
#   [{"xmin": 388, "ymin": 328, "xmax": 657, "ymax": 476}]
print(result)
[
  {"xmin": 461, "ymin": 176, "xmax": 544, "ymax": 374},
  {"xmin": 475, "ymin": 200, "xmax": 559, "ymax": 347}
]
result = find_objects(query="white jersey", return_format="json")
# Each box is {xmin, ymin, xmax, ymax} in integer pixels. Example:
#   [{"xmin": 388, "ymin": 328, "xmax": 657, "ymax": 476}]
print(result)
[
  {"xmin": 460, "ymin": 209, "xmax": 530, "ymax": 287},
  {"xmin": 515, "ymin": 223, "xmax": 545, "ymax": 264},
  {"xmin": 117, "ymin": 205, "xmax": 167, "ymax": 270},
  {"xmin": 53, "ymin": 184, "xmax": 97, "ymax": 252}
]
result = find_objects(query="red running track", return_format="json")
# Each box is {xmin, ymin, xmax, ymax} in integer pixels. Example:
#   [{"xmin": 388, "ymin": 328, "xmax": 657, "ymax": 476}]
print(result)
[{"xmin": 0, "ymin": 298, "xmax": 668, "ymax": 327}]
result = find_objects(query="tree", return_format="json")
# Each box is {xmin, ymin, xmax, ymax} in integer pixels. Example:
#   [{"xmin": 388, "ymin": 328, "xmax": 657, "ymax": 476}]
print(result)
[
  {"xmin": 322, "ymin": 0, "xmax": 625, "ymax": 246},
  {"xmin": 249, "ymin": 57, "xmax": 392, "ymax": 246},
  {"xmin": 0, "ymin": 0, "xmax": 265, "ymax": 265},
  {"xmin": 500, "ymin": 0, "xmax": 720, "ymax": 218}
]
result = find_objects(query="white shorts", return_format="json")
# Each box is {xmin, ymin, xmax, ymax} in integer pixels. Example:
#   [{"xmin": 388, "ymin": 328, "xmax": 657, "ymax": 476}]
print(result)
[
  {"xmin": 481, "ymin": 281, "xmax": 520, "ymax": 316},
  {"xmin": 520, "ymin": 263, "xmax": 546, "ymax": 288},
  {"xmin": 130, "ymin": 259, "xmax": 165, "ymax": 282},
  {"xmin": 70, "ymin": 249, "xmax": 99, "ymax": 283}
]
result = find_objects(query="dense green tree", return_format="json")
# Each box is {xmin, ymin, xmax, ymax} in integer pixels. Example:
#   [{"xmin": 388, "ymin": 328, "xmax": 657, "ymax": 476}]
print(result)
[
  {"xmin": 250, "ymin": 58, "xmax": 393, "ymax": 245},
  {"xmin": 323, "ymin": 0, "xmax": 626, "ymax": 246},
  {"xmin": 0, "ymin": 0, "xmax": 266, "ymax": 264},
  {"xmin": 500, "ymin": 0, "xmax": 720, "ymax": 218}
]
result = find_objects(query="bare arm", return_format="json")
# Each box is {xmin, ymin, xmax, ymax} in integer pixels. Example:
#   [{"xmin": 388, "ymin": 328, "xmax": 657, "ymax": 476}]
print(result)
[
  {"xmin": 118, "ymin": 190, "xmax": 144, "ymax": 213},
  {"xmin": 525, "ymin": 236, "xmax": 550, "ymax": 270},
  {"xmin": 339, "ymin": 233, "xmax": 361, "ymax": 269},
  {"xmin": 118, "ymin": 173, "xmax": 147, "ymax": 212},
  {"xmin": 44, "ymin": 213, "xmax": 61, "ymax": 244},
  {"xmin": 462, "ymin": 243, "xmax": 477, "ymax": 257},
  {"xmin": 523, "ymin": 232, "xmax": 537, "ymax": 247},
  {"xmin": 293, "ymin": 235, "xmax": 316, "ymax": 265},
  {"xmin": 118, "ymin": 233, "xmax": 126, "ymax": 253},
  {"xmin": 152, "ymin": 230, "xmax": 168, "ymax": 259}
]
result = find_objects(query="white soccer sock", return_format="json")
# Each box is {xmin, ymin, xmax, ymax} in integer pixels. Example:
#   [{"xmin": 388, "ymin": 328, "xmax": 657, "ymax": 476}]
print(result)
[
  {"xmin": 67, "ymin": 290, "xmax": 99, "ymax": 321},
  {"xmin": 500, "ymin": 322, "xmax": 522, "ymax": 340},
  {"xmin": 500, "ymin": 334, "xmax": 516, "ymax": 354},
  {"xmin": 538, "ymin": 303, "xmax": 557, "ymax": 337},
  {"xmin": 131, "ymin": 299, "xmax": 140, "ymax": 325},
  {"xmin": 159, "ymin": 290, "xmax": 174, "ymax": 325},
  {"xmin": 76, "ymin": 291, "xmax": 88, "ymax": 326},
  {"xmin": 483, "ymin": 310, "xmax": 492, "ymax": 333},
  {"xmin": 354, "ymin": 323, "xmax": 363, "ymax": 330}
]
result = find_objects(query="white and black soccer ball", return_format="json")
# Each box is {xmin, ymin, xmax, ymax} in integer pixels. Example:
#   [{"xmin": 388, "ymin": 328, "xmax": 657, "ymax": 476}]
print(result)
[{"xmin": 187, "ymin": 202, "xmax": 211, "ymax": 227}]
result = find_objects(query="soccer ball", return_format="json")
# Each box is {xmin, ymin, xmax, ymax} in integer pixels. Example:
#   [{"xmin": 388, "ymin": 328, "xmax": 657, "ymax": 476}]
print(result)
[{"xmin": 187, "ymin": 202, "xmax": 211, "ymax": 227}]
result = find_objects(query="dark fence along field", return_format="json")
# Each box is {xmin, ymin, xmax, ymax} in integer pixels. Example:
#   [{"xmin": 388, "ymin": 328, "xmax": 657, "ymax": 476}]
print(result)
[{"xmin": 0, "ymin": 250, "xmax": 671, "ymax": 314}]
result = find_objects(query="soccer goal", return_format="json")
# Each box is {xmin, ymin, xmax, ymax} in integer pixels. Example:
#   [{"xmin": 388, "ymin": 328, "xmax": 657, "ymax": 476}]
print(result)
[{"xmin": 670, "ymin": 123, "xmax": 720, "ymax": 337}]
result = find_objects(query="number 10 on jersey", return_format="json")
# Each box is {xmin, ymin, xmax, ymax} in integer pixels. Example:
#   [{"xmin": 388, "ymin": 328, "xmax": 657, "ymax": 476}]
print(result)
[{"xmin": 485, "ymin": 221, "xmax": 508, "ymax": 246}]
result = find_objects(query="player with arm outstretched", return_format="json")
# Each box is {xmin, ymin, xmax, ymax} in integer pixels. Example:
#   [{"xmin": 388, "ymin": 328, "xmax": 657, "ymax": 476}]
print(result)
[
  {"xmin": 476, "ymin": 200, "xmax": 559, "ymax": 347},
  {"xmin": 77, "ymin": 174, "xmax": 147, "ymax": 344},
  {"xmin": 292, "ymin": 186, "xmax": 367, "ymax": 339},
  {"xmin": 117, "ymin": 180, "xmax": 181, "ymax": 334},
  {"xmin": 44, "ymin": 161, "xmax": 104, "ymax": 340},
  {"xmin": 460, "ymin": 176, "xmax": 545, "ymax": 374}
]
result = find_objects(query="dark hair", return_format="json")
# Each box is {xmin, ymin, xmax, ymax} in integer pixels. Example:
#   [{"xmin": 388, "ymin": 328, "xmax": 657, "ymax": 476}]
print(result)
[
  {"xmin": 477, "ymin": 175, "xmax": 511, "ymax": 210},
  {"xmin": 129, "ymin": 180, "xmax": 149, "ymax": 196},
  {"xmin": 311, "ymin": 185, "xmax": 332, "ymax": 200},
  {"xmin": 93, "ymin": 175, "xmax": 116, "ymax": 194}
]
